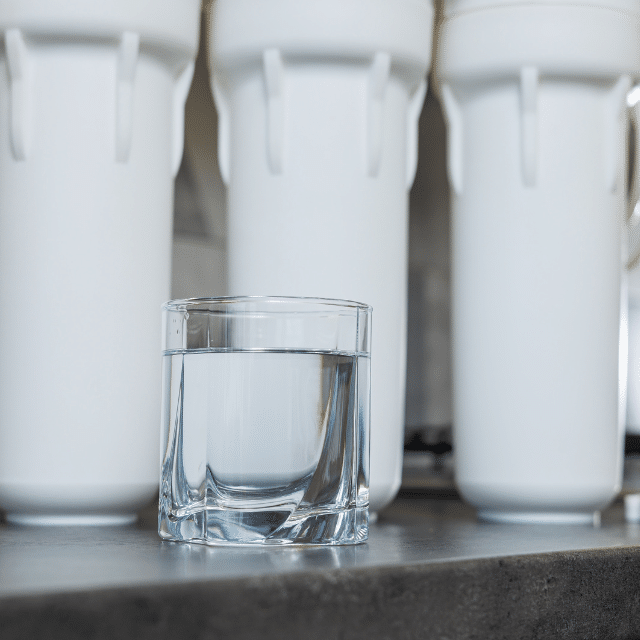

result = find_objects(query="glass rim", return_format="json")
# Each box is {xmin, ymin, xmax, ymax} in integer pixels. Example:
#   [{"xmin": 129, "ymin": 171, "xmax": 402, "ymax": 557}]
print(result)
[{"xmin": 162, "ymin": 295, "xmax": 373, "ymax": 313}]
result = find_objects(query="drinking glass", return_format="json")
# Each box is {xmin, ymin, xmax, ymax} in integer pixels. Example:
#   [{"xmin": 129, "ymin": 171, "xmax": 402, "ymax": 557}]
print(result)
[{"xmin": 159, "ymin": 296, "xmax": 371, "ymax": 545}]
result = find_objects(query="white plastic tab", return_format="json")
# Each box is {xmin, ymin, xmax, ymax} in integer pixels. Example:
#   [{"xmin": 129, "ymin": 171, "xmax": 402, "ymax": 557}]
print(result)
[
  {"xmin": 263, "ymin": 48, "xmax": 285, "ymax": 175},
  {"xmin": 171, "ymin": 61, "xmax": 195, "ymax": 177},
  {"xmin": 605, "ymin": 75, "xmax": 631, "ymax": 193},
  {"xmin": 629, "ymin": 98, "xmax": 640, "ymax": 227},
  {"xmin": 441, "ymin": 83, "xmax": 463, "ymax": 194},
  {"xmin": 520, "ymin": 66, "xmax": 538, "ymax": 188},
  {"xmin": 405, "ymin": 79, "xmax": 427, "ymax": 188},
  {"xmin": 367, "ymin": 52, "xmax": 391, "ymax": 178},
  {"xmin": 212, "ymin": 79, "xmax": 231, "ymax": 185},
  {"xmin": 116, "ymin": 31, "xmax": 140, "ymax": 163},
  {"xmin": 5, "ymin": 29, "xmax": 32, "ymax": 161}
]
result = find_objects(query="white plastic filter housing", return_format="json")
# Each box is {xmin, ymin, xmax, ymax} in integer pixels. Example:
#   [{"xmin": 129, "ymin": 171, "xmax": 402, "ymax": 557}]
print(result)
[
  {"xmin": 437, "ymin": 0, "xmax": 640, "ymax": 523},
  {"xmin": 210, "ymin": 0, "xmax": 434, "ymax": 513},
  {"xmin": 0, "ymin": 0, "xmax": 201, "ymax": 524}
]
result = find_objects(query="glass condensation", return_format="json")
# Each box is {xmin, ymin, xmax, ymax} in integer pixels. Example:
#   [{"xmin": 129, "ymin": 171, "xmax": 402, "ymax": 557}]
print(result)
[{"xmin": 158, "ymin": 297, "xmax": 371, "ymax": 545}]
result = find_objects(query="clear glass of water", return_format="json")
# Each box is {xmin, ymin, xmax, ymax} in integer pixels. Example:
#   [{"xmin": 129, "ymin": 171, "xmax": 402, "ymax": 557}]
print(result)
[{"xmin": 159, "ymin": 296, "xmax": 371, "ymax": 545}]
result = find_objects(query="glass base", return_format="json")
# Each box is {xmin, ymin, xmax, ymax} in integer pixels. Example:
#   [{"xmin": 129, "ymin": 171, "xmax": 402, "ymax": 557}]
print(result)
[
  {"xmin": 159, "ymin": 505, "xmax": 368, "ymax": 546},
  {"xmin": 6, "ymin": 513, "xmax": 138, "ymax": 526}
]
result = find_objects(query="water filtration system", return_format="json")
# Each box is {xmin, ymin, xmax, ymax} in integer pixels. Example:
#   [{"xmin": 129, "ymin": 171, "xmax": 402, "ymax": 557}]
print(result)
[{"xmin": 2, "ymin": 0, "xmax": 639, "ymax": 527}]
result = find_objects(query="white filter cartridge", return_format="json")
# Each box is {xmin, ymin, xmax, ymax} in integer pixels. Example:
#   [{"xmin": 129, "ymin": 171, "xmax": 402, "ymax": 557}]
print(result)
[
  {"xmin": 0, "ymin": 0, "xmax": 201, "ymax": 524},
  {"xmin": 437, "ymin": 0, "xmax": 640, "ymax": 522},
  {"xmin": 210, "ymin": 0, "xmax": 434, "ymax": 513}
]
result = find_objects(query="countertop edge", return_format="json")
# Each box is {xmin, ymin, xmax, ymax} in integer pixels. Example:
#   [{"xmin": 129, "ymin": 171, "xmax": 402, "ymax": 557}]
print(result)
[{"xmin": 3, "ymin": 546, "xmax": 640, "ymax": 640}]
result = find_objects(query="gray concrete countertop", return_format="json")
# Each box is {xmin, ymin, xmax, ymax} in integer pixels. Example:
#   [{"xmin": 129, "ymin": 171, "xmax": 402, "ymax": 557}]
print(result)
[{"xmin": 2, "ymin": 495, "xmax": 640, "ymax": 639}]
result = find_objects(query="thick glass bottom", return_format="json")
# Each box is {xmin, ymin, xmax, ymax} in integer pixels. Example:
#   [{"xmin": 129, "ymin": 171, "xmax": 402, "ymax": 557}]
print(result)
[{"xmin": 159, "ymin": 504, "xmax": 368, "ymax": 546}]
